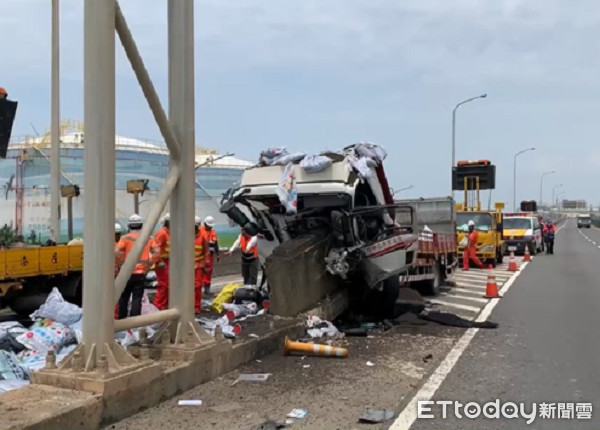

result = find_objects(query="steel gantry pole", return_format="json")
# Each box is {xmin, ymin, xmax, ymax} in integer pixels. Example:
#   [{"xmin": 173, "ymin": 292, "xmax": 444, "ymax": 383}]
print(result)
[
  {"xmin": 50, "ymin": 0, "xmax": 61, "ymax": 243},
  {"xmin": 539, "ymin": 170, "xmax": 555, "ymax": 206},
  {"xmin": 81, "ymin": 0, "xmax": 116, "ymax": 366},
  {"xmin": 168, "ymin": 0, "xmax": 196, "ymax": 342},
  {"xmin": 513, "ymin": 147, "xmax": 536, "ymax": 212}
]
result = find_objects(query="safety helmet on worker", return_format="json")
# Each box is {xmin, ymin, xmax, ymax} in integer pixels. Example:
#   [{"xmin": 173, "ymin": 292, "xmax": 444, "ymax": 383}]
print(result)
[
  {"xmin": 128, "ymin": 214, "xmax": 144, "ymax": 229},
  {"xmin": 194, "ymin": 216, "xmax": 202, "ymax": 226},
  {"xmin": 163, "ymin": 213, "xmax": 170, "ymax": 223},
  {"xmin": 468, "ymin": 220, "xmax": 475, "ymax": 227},
  {"xmin": 204, "ymin": 215, "xmax": 215, "ymax": 228},
  {"xmin": 114, "ymin": 223, "xmax": 122, "ymax": 233},
  {"xmin": 0, "ymin": 87, "xmax": 7, "ymax": 96}
]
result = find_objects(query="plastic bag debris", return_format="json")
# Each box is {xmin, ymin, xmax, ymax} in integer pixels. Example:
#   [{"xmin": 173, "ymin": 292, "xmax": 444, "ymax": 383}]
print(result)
[
  {"xmin": 29, "ymin": 287, "xmax": 82, "ymax": 326},
  {"xmin": 366, "ymin": 361, "xmax": 375, "ymax": 367},
  {"xmin": 69, "ymin": 318, "xmax": 83, "ymax": 344},
  {"xmin": 287, "ymin": 409, "xmax": 309, "ymax": 419},
  {"xmin": 273, "ymin": 152, "xmax": 306, "ymax": 166},
  {"xmin": 178, "ymin": 399, "xmax": 203, "ymax": 406},
  {"xmin": 300, "ymin": 154, "xmax": 332, "ymax": 174},
  {"xmin": 259, "ymin": 147, "xmax": 288, "ymax": 166},
  {"xmin": 17, "ymin": 350, "xmax": 46, "ymax": 375},
  {"xmin": 16, "ymin": 319, "xmax": 75, "ymax": 354},
  {"xmin": 223, "ymin": 302, "xmax": 258, "ymax": 319},
  {"xmin": 305, "ymin": 316, "xmax": 341, "ymax": 339},
  {"xmin": 0, "ymin": 322, "xmax": 26, "ymax": 353},
  {"xmin": 0, "ymin": 379, "xmax": 29, "ymax": 393},
  {"xmin": 231, "ymin": 373, "xmax": 271, "ymax": 386},
  {"xmin": 0, "ymin": 350, "xmax": 27, "ymax": 381},
  {"xmin": 354, "ymin": 142, "xmax": 387, "ymax": 163},
  {"xmin": 197, "ymin": 315, "xmax": 241, "ymax": 339},
  {"xmin": 358, "ymin": 408, "xmax": 396, "ymax": 423},
  {"xmin": 276, "ymin": 163, "xmax": 298, "ymax": 214}
]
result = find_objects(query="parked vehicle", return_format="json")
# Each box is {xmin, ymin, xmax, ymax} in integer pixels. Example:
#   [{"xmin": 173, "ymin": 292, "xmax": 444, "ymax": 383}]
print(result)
[
  {"xmin": 577, "ymin": 214, "xmax": 591, "ymax": 228},
  {"xmin": 503, "ymin": 214, "xmax": 544, "ymax": 255}
]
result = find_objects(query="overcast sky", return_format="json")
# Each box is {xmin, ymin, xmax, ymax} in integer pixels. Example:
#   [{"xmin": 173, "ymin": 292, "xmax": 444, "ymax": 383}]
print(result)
[{"xmin": 2, "ymin": 0, "xmax": 599, "ymax": 208}]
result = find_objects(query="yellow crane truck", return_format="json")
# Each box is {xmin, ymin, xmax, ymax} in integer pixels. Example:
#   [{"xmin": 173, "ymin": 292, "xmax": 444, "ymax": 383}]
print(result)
[
  {"xmin": 453, "ymin": 160, "xmax": 506, "ymax": 267},
  {"xmin": 0, "ymin": 242, "xmax": 83, "ymax": 315}
]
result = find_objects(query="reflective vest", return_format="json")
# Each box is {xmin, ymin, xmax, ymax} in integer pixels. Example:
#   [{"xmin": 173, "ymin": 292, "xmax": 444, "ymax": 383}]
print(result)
[
  {"xmin": 194, "ymin": 233, "xmax": 207, "ymax": 266},
  {"xmin": 201, "ymin": 227, "xmax": 218, "ymax": 255},
  {"xmin": 154, "ymin": 227, "xmax": 170, "ymax": 260},
  {"xmin": 115, "ymin": 231, "xmax": 158, "ymax": 275},
  {"xmin": 240, "ymin": 235, "xmax": 258, "ymax": 262}
]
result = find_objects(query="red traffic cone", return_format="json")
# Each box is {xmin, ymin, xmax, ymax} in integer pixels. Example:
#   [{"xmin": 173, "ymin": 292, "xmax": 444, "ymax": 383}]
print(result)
[
  {"xmin": 484, "ymin": 272, "xmax": 501, "ymax": 298},
  {"xmin": 523, "ymin": 246, "xmax": 531, "ymax": 262},
  {"xmin": 507, "ymin": 251, "xmax": 518, "ymax": 272}
]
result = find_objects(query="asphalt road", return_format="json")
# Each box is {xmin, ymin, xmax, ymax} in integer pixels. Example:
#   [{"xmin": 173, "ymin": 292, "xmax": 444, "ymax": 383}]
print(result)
[{"xmin": 409, "ymin": 219, "xmax": 600, "ymax": 430}]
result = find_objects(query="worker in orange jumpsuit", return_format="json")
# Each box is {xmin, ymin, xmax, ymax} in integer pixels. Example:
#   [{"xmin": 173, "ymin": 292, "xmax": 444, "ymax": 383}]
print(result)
[
  {"xmin": 200, "ymin": 215, "xmax": 219, "ymax": 295},
  {"xmin": 114, "ymin": 214, "xmax": 160, "ymax": 319},
  {"xmin": 194, "ymin": 216, "xmax": 210, "ymax": 313},
  {"xmin": 463, "ymin": 220, "xmax": 484, "ymax": 271},
  {"xmin": 153, "ymin": 213, "xmax": 171, "ymax": 310},
  {"xmin": 0, "ymin": 87, "xmax": 7, "ymax": 100}
]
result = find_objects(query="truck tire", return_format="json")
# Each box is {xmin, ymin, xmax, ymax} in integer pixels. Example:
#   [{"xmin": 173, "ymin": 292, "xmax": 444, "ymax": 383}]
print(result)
[
  {"xmin": 8, "ymin": 294, "xmax": 48, "ymax": 318},
  {"xmin": 496, "ymin": 249, "xmax": 504, "ymax": 264},
  {"xmin": 529, "ymin": 242, "xmax": 537, "ymax": 256},
  {"xmin": 381, "ymin": 276, "xmax": 401, "ymax": 318},
  {"xmin": 419, "ymin": 262, "xmax": 443, "ymax": 296}
]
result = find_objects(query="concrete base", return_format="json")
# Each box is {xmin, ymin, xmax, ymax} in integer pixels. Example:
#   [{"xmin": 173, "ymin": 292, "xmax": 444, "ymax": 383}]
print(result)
[
  {"xmin": 266, "ymin": 234, "xmax": 342, "ymax": 317},
  {"xmin": 304, "ymin": 288, "xmax": 349, "ymax": 322},
  {"xmin": 3, "ymin": 318, "xmax": 304, "ymax": 430}
]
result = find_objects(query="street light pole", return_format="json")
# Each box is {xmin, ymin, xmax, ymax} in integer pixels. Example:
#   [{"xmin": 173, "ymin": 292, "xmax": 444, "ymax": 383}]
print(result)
[
  {"xmin": 513, "ymin": 147, "xmax": 536, "ymax": 212},
  {"xmin": 552, "ymin": 184, "xmax": 564, "ymax": 207},
  {"xmin": 451, "ymin": 93, "xmax": 487, "ymax": 198},
  {"xmin": 50, "ymin": 0, "xmax": 61, "ymax": 243},
  {"xmin": 539, "ymin": 170, "xmax": 555, "ymax": 206}
]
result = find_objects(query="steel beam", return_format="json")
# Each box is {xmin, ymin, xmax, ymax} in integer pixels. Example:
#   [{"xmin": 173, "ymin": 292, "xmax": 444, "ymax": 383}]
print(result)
[
  {"xmin": 168, "ymin": 0, "xmax": 196, "ymax": 342},
  {"xmin": 114, "ymin": 1, "xmax": 181, "ymax": 161},
  {"xmin": 81, "ymin": 0, "xmax": 116, "ymax": 366},
  {"xmin": 114, "ymin": 308, "xmax": 181, "ymax": 333},
  {"xmin": 50, "ymin": 0, "xmax": 61, "ymax": 243}
]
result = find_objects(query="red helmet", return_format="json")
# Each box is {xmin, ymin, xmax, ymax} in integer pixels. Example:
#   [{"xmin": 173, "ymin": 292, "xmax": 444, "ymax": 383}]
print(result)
[{"xmin": 0, "ymin": 87, "xmax": 7, "ymax": 96}]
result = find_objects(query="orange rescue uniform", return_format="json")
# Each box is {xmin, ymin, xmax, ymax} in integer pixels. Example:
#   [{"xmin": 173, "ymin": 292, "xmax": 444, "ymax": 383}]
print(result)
[
  {"xmin": 463, "ymin": 229, "xmax": 484, "ymax": 270},
  {"xmin": 153, "ymin": 226, "xmax": 170, "ymax": 310},
  {"xmin": 194, "ymin": 232, "xmax": 209, "ymax": 312}
]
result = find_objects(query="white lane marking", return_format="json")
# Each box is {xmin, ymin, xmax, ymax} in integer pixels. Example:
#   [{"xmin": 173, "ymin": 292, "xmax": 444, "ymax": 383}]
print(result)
[
  {"xmin": 450, "ymin": 286, "xmax": 489, "ymax": 295},
  {"xmin": 428, "ymin": 299, "xmax": 480, "ymax": 313},
  {"xmin": 391, "ymin": 261, "xmax": 529, "ymax": 430},
  {"xmin": 442, "ymin": 293, "xmax": 488, "ymax": 304},
  {"xmin": 453, "ymin": 282, "xmax": 490, "ymax": 290}
]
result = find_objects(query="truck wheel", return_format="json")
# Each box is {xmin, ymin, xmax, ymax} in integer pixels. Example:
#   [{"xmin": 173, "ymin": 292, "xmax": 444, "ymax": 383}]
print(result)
[
  {"xmin": 419, "ymin": 262, "xmax": 442, "ymax": 296},
  {"xmin": 381, "ymin": 276, "xmax": 401, "ymax": 318},
  {"xmin": 529, "ymin": 242, "xmax": 537, "ymax": 256},
  {"xmin": 496, "ymin": 249, "xmax": 503, "ymax": 264},
  {"xmin": 8, "ymin": 294, "xmax": 48, "ymax": 318}
]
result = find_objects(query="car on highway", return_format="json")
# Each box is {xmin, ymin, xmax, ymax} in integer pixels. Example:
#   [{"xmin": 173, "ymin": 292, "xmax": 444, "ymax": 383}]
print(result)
[
  {"xmin": 502, "ymin": 214, "xmax": 543, "ymax": 255},
  {"xmin": 577, "ymin": 213, "xmax": 591, "ymax": 228}
]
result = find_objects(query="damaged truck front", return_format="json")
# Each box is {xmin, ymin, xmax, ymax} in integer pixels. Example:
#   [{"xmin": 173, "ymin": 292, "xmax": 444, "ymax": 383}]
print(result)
[{"xmin": 220, "ymin": 144, "xmax": 422, "ymax": 318}]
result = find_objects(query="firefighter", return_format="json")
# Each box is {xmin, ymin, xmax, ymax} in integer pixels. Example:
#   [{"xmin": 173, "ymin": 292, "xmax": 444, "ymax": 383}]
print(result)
[
  {"xmin": 115, "ymin": 222, "xmax": 122, "ymax": 243},
  {"xmin": 114, "ymin": 214, "xmax": 159, "ymax": 319},
  {"xmin": 226, "ymin": 227, "xmax": 259, "ymax": 285},
  {"xmin": 194, "ymin": 216, "xmax": 210, "ymax": 312},
  {"xmin": 153, "ymin": 213, "xmax": 170, "ymax": 310},
  {"xmin": 200, "ymin": 215, "xmax": 219, "ymax": 295},
  {"xmin": 463, "ymin": 220, "xmax": 484, "ymax": 271}
]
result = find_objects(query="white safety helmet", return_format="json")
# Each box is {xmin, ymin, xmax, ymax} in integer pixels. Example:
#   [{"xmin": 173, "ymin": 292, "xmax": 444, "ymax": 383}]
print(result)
[
  {"xmin": 115, "ymin": 223, "xmax": 122, "ymax": 233},
  {"xmin": 194, "ymin": 216, "xmax": 202, "ymax": 226},
  {"xmin": 204, "ymin": 215, "xmax": 215, "ymax": 228},
  {"xmin": 163, "ymin": 212, "xmax": 170, "ymax": 222},
  {"xmin": 128, "ymin": 214, "xmax": 144, "ymax": 225},
  {"xmin": 468, "ymin": 220, "xmax": 475, "ymax": 227}
]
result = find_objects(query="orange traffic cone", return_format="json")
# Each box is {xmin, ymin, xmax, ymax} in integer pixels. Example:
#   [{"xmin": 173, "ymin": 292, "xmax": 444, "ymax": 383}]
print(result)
[
  {"xmin": 484, "ymin": 272, "xmax": 501, "ymax": 298},
  {"xmin": 523, "ymin": 246, "xmax": 531, "ymax": 262},
  {"xmin": 507, "ymin": 251, "xmax": 518, "ymax": 272},
  {"xmin": 283, "ymin": 336, "xmax": 348, "ymax": 358}
]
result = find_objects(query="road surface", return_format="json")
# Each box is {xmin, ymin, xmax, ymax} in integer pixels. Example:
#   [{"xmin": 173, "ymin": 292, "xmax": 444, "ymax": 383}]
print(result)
[{"xmin": 408, "ymin": 219, "xmax": 599, "ymax": 429}]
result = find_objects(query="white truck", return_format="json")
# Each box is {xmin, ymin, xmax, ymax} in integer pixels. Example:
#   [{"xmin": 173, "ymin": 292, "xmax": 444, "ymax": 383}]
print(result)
[{"xmin": 220, "ymin": 144, "xmax": 455, "ymax": 317}]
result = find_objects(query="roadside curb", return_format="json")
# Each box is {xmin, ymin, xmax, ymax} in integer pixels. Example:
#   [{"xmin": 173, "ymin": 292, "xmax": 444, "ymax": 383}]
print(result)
[{"xmin": 1, "ymin": 318, "xmax": 305, "ymax": 430}]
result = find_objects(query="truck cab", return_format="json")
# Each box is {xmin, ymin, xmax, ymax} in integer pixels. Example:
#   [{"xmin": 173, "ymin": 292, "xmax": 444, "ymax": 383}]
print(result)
[
  {"xmin": 503, "ymin": 213, "xmax": 543, "ymax": 255},
  {"xmin": 577, "ymin": 214, "xmax": 591, "ymax": 228},
  {"xmin": 456, "ymin": 204, "xmax": 506, "ymax": 266}
]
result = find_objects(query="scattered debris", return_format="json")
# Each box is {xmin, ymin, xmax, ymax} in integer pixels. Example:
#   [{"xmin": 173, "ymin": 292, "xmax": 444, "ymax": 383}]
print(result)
[
  {"xmin": 287, "ymin": 409, "xmax": 309, "ymax": 419},
  {"xmin": 248, "ymin": 333, "xmax": 260, "ymax": 338},
  {"xmin": 305, "ymin": 316, "xmax": 342, "ymax": 339},
  {"xmin": 231, "ymin": 373, "xmax": 272, "ymax": 386},
  {"xmin": 366, "ymin": 361, "xmax": 375, "ymax": 367},
  {"xmin": 419, "ymin": 311, "xmax": 499, "ymax": 328},
  {"xmin": 254, "ymin": 420, "xmax": 287, "ymax": 430},
  {"xmin": 178, "ymin": 399, "xmax": 203, "ymax": 406},
  {"xmin": 358, "ymin": 408, "xmax": 396, "ymax": 424},
  {"xmin": 284, "ymin": 336, "xmax": 348, "ymax": 358},
  {"xmin": 302, "ymin": 364, "xmax": 310, "ymax": 369},
  {"xmin": 423, "ymin": 353, "xmax": 433, "ymax": 363}
]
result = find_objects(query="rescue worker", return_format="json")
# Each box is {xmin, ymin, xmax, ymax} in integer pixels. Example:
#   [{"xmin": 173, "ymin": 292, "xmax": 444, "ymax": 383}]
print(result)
[
  {"xmin": 463, "ymin": 220, "xmax": 484, "ymax": 271},
  {"xmin": 200, "ymin": 215, "xmax": 219, "ymax": 295},
  {"xmin": 0, "ymin": 87, "xmax": 7, "ymax": 101},
  {"xmin": 543, "ymin": 220, "xmax": 557, "ymax": 254},
  {"xmin": 226, "ymin": 227, "xmax": 259, "ymax": 285},
  {"xmin": 114, "ymin": 214, "xmax": 159, "ymax": 319},
  {"xmin": 153, "ymin": 213, "xmax": 170, "ymax": 310},
  {"xmin": 115, "ymin": 222, "xmax": 122, "ymax": 244},
  {"xmin": 194, "ymin": 216, "xmax": 210, "ymax": 312}
]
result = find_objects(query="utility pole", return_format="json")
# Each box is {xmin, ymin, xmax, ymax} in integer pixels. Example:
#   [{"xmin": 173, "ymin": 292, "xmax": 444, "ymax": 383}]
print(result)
[{"xmin": 50, "ymin": 0, "xmax": 61, "ymax": 243}]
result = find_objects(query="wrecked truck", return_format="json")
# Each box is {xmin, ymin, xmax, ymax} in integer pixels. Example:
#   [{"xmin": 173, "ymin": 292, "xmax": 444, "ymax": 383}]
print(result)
[{"xmin": 220, "ymin": 144, "xmax": 455, "ymax": 317}]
